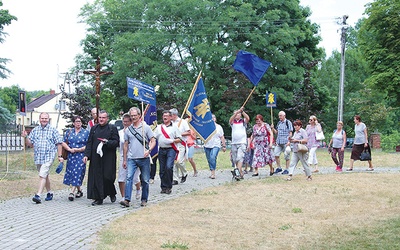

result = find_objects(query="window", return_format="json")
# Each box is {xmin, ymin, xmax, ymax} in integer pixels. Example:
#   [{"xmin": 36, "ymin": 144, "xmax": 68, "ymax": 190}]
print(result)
[{"xmin": 59, "ymin": 100, "xmax": 66, "ymax": 111}]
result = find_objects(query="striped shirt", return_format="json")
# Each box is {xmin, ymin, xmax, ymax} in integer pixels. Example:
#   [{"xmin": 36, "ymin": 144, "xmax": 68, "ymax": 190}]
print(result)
[{"xmin": 28, "ymin": 124, "xmax": 62, "ymax": 164}]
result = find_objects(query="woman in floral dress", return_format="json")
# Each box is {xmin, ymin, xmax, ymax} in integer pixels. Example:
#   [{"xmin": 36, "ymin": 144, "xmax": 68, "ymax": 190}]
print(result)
[
  {"xmin": 62, "ymin": 116, "xmax": 89, "ymax": 201},
  {"xmin": 249, "ymin": 114, "xmax": 275, "ymax": 176}
]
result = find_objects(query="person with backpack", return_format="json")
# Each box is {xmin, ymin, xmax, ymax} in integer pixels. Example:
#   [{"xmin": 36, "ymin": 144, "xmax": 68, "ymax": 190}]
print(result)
[
  {"xmin": 249, "ymin": 114, "xmax": 275, "ymax": 176},
  {"xmin": 271, "ymin": 111, "xmax": 293, "ymax": 175},
  {"xmin": 328, "ymin": 121, "xmax": 346, "ymax": 172}
]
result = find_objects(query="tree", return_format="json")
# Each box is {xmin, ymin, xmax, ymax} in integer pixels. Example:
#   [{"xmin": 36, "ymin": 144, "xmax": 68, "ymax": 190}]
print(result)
[
  {"xmin": 76, "ymin": 0, "xmax": 323, "ymax": 132},
  {"xmin": 0, "ymin": 85, "xmax": 20, "ymax": 114},
  {"xmin": 0, "ymin": 98, "xmax": 13, "ymax": 132},
  {"xmin": 0, "ymin": 1, "xmax": 17, "ymax": 79},
  {"xmin": 358, "ymin": 0, "xmax": 400, "ymax": 107}
]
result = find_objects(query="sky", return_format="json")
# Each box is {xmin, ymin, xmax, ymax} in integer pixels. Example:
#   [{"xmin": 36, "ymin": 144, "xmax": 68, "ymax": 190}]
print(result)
[{"xmin": 0, "ymin": 0, "xmax": 371, "ymax": 92}]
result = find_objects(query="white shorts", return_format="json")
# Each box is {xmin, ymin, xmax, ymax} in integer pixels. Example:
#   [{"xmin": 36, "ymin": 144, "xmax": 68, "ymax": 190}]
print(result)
[
  {"xmin": 36, "ymin": 161, "xmax": 53, "ymax": 178},
  {"xmin": 118, "ymin": 159, "xmax": 141, "ymax": 184}
]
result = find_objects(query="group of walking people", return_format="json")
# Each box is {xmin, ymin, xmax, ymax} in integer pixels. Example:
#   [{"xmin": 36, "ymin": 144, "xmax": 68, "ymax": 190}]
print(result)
[
  {"xmin": 229, "ymin": 109, "xmax": 374, "ymax": 181},
  {"xmin": 23, "ymin": 106, "xmax": 374, "ymax": 206}
]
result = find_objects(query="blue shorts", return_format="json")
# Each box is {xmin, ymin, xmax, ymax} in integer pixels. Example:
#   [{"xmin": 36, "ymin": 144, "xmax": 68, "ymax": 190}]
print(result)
[{"xmin": 187, "ymin": 146, "xmax": 194, "ymax": 159}]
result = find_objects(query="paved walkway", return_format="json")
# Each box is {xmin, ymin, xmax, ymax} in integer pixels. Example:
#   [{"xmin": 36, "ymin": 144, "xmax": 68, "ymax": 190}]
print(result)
[{"xmin": 0, "ymin": 167, "xmax": 397, "ymax": 249}]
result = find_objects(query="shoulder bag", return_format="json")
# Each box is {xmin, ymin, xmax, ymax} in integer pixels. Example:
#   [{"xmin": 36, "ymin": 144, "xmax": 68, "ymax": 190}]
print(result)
[
  {"xmin": 62, "ymin": 129, "xmax": 72, "ymax": 160},
  {"xmin": 297, "ymin": 143, "xmax": 308, "ymax": 153},
  {"xmin": 315, "ymin": 125, "xmax": 325, "ymax": 141}
]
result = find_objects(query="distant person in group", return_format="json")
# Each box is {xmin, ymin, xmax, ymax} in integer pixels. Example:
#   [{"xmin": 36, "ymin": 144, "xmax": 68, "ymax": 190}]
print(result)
[
  {"xmin": 117, "ymin": 113, "xmax": 141, "ymax": 203},
  {"xmin": 229, "ymin": 107, "xmax": 249, "ymax": 179},
  {"xmin": 154, "ymin": 110, "xmax": 182, "ymax": 194},
  {"xmin": 61, "ymin": 115, "xmax": 89, "ymax": 201},
  {"xmin": 271, "ymin": 111, "xmax": 293, "ymax": 175},
  {"xmin": 243, "ymin": 130, "xmax": 254, "ymax": 174},
  {"xmin": 149, "ymin": 154, "xmax": 158, "ymax": 184},
  {"xmin": 286, "ymin": 119, "xmax": 312, "ymax": 181},
  {"xmin": 87, "ymin": 107, "xmax": 97, "ymax": 129},
  {"xmin": 328, "ymin": 121, "xmax": 346, "ymax": 172},
  {"xmin": 83, "ymin": 110, "xmax": 119, "ymax": 206},
  {"xmin": 306, "ymin": 115, "xmax": 323, "ymax": 173},
  {"xmin": 22, "ymin": 112, "xmax": 64, "ymax": 204},
  {"xmin": 250, "ymin": 114, "xmax": 275, "ymax": 177},
  {"xmin": 186, "ymin": 127, "xmax": 198, "ymax": 177},
  {"xmin": 347, "ymin": 115, "xmax": 374, "ymax": 171},
  {"xmin": 204, "ymin": 114, "xmax": 226, "ymax": 179},
  {"xmin": 170, "ymin": 108, "xmax": 189, "ymax": 184},
  {"xmin": 120, "ymin": 107, "xmax": 156, "ymax": 207}
]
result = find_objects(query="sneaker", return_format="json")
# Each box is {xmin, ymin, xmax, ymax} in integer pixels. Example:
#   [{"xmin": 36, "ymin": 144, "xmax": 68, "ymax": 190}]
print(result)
[
  {"xmin": 32, "ymin": 194, "xmax": 41, "ymax": 204},
  {"xmin": 135, "ymin": 189, "xmax": 141, "ymax": 200},
  {"xmin": 165, "ymin": 189, "xmax": 172, "ymax": 194},
  {"xmin": 335, "ymin": 166, "xmax": 342, "ymax": 172},
  {"xmin": 120, "ymin": 200, "xmax": 130, "ymax": 207},
  {"xmin": 281, "ymin": 169, "xmax": 289, "ymax": 175},
  {"xmin": 274, "ymin": 167, "xmax": 283, "ymax": 174},
  {"xmin": 160, "ymin": 189, "xmax": 166, "ymax": 194},
  {"xmin": 140, "ymin": 201, "xmax": 147, "ymax": 207},
  {"xmin": 172, "ymin": 180, "xmax": 179, "ymax": 185},
  {"xmin": 45, "ymin": 193, "xmax": 53, "ymax": 201}
]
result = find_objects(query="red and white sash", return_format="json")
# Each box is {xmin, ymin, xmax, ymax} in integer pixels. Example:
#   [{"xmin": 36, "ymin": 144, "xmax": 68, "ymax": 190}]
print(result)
[{"xmin": 161, "ymin": 125, "xmax": 179, "ymax": 159}]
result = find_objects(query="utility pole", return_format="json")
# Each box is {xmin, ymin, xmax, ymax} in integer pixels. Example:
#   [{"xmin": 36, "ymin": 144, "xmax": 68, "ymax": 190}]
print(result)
[{"xmin": 338, "ymin": 15, "xmax": 348, "ymax": 122}]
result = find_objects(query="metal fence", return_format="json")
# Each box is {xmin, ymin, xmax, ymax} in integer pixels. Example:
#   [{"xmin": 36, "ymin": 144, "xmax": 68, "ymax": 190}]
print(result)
[{"xmin": 0, "ymin": 123, "xmax": 24, "ymax": 152}]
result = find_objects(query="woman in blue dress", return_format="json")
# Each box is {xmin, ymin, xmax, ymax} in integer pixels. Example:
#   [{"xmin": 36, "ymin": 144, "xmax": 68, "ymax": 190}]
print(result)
[{"xmin": 62, "ymin": 116, "xmax": 89, "ymax": 201}]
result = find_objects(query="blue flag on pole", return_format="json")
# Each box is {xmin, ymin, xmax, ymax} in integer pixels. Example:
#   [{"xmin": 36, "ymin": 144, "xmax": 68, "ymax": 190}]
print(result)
[
  {"xmin": 126, "ymin": 77, "xmax": 156, "ymax": 106},
  {"xmin": 186, "ymin": 77, "xmax": 216, "ymax": 143},
  {"xmin": 144, "ymin": 105, "xmax": 158, "ymax": 157},
  {"xmin": 232, "ymin": 50, "xmax": 271, "ymax": 86}
]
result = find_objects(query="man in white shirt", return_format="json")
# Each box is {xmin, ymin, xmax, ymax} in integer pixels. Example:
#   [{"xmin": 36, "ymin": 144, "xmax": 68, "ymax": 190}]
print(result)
[
  {"xmin": 170, "ymin": 108, "xmax": 190, "ymax": 184},
  {"xmin": 229, "ymin": 107, "xmax": 249, "ymax": 179},
  {"xmin": 154, "ymin": 110, "xmax": 182, "ymax": 194}
]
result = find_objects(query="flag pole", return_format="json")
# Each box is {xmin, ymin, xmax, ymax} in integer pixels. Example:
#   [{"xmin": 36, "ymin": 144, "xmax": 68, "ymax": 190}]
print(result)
[
  {"xmin": 180, "ymin": 70, "xmax": 203, "ymax": 122},
  {"xmin": 270, "ymin": 106, "xmax": 273, "ymax": 127},
  {"xmin": 141, "ymin": 102, "xmax": 145, "ymax": 153},
  {"xmin": 242, "ymin": 86, "xmax": 256, "ymax": 108}
]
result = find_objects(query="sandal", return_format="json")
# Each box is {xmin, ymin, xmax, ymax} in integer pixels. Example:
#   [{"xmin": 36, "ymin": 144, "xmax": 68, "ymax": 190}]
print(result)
[
  {"xmin": 68, "ymin": 193, "xmax": 74, "ymax": 201},
  {"xmin": 366, "ymin": 168, "xmax": 374, "ymax": 171},
  {"xmin": 209, "ymin": 175, "xmax": 215, "ymax": 179},
  {"xmin": 346, "ymin": 168, "xmax": 353, "ymax": 171},
  {"xmin": 75, "ymin": 190, "xmax": 83, "ymax": 198},
  {"xmin": 286, "ymin": 176, "xmax": 292, "ymax": 181}
]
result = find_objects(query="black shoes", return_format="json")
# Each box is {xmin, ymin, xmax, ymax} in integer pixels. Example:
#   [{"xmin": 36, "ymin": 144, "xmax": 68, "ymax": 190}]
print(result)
[
  {"xmin": 75, "ymin": 190, "xmax": 83, "ymax": 198},
  {"xmin": 172, "ymin": 180, "xmax": 179, "ymax": 185},
  {"xmin": 252, "ymin": 173, "xmax": 259, "ymax": 177},
  {"xmin": 161, "ymin": 188, "xmax": 172, "ymax": 194},
  {"xmin": 181, "ymin": 174, "xmax": 187, "ymax": 183},
  {"xmin": 110, "ymin": 195, "xmax": 116, "ymax": 203},
  {"xmin": 91, "ymin": 199, "xmax": 103, "ymax": 206}
]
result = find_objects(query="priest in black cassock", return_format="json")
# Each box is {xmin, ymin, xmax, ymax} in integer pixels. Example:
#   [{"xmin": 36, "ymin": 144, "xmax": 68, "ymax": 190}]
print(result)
[{"xmin": 83, "ymin": 110, "xmax": 120, "ymax": 205}]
